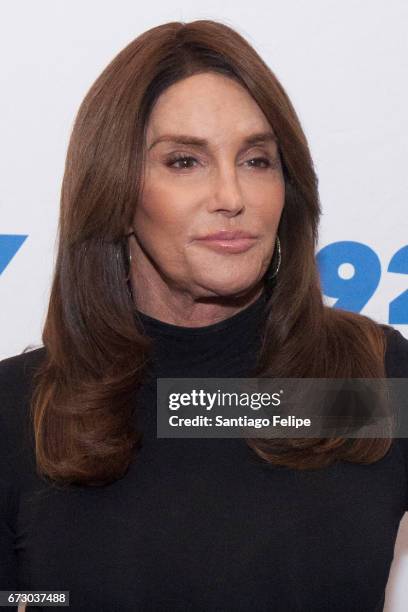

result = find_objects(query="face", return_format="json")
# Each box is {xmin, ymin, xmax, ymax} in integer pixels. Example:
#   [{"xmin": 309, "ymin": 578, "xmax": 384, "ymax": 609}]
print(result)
[{"xmin": 128, "ymin": 72, "xmax": 285, "ymax": 303}]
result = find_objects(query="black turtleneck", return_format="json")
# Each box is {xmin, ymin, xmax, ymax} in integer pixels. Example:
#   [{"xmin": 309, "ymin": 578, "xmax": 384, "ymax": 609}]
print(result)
[
  {"xmin": 130, "ymin": 289, "xmax": 270, "ymax": 472},
  {"xmin": 134, "ymin": 288, "xmax": 268, "ymax": 379},
  {"xmin": 1, "ymin": 294, "xmax": 408, "ymax": 612}
]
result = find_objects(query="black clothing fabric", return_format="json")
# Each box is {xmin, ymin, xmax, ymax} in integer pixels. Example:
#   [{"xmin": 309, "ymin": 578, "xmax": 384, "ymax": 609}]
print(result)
[{"xmin": 1, "ymin": 292, "xmax": 408, "ymax": 612}]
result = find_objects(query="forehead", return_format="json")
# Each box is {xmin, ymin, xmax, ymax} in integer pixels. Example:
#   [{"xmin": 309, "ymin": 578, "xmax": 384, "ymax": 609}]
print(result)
[{"xmin": 146, "ymin": 72, "xmax": 271, "ymax": 142}]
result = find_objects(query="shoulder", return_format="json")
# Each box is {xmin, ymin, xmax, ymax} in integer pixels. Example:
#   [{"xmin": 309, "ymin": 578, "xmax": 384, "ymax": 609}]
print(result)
[
  {"xmin": 0, "ymin": 346, "xmax": 46, "ymax": 455},
  {"xmin": 380, "ymin": 327, "xmax": 408, "ymax": 507},
  {"xmin": 379, "ymin": 324, "xmax": 408, "ymax": 377},
  {"xmin": 0, "ymin": 344, "xmax": 46, "ymax": 372},
  {"xmin": 0, "ymin": 346, "xmax": 46, "ymax": 405},
  {"xmin": 0, "ymin": 344, "xmax": 46, "ymax": 374}
]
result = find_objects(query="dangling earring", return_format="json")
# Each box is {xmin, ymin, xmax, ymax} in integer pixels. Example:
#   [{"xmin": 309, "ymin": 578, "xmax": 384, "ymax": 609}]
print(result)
[
  {"xmin": 267, "ymin": 235, "xmax": 281, "ymax": 280},
  {"xmin": 126, "ymin": 251, "xmax": 132, "ymax": 282},
  {"xmin": 125, "ymin": 230, "xmax": 135, "ymax": 282}
]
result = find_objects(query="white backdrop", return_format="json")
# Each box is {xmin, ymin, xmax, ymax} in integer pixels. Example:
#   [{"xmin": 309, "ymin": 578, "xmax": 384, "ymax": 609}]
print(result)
[{"xmin": 1, "ymin": 1, "xmax": 407, "ymax": 610}]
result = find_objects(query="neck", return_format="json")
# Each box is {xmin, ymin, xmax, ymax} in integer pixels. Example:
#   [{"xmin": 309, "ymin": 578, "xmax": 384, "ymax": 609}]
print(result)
[{"xmin": 132, "ymin": 282, "xmax": 266, "ymax": 329}]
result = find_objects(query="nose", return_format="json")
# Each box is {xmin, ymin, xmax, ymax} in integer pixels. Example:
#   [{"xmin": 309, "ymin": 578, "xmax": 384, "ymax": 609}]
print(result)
[{"xmin": 207, "ymin": 163, "xmax": 245, "ymax": 216}]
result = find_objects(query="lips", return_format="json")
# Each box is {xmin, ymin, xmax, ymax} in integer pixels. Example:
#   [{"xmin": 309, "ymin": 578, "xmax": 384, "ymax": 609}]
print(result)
[
  {"xmin": 195, "ymin": 232, "xmax": 258, "ymax": 254},
  {"xmin": 197, "ymin": 230, "xmax": 257, "ymax": 240}
]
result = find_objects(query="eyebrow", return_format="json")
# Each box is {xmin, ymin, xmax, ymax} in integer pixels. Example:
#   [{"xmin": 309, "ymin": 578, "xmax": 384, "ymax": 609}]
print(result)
[{"xmin": 147, "ymin": 130, "xmax": 278, "ymax": 151}]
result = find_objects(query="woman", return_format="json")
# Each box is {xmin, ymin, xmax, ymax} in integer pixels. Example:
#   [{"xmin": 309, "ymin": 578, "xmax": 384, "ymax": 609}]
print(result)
[{"xmin": 1, "ymin": 18, "xmax": 408, "ymax": 612}]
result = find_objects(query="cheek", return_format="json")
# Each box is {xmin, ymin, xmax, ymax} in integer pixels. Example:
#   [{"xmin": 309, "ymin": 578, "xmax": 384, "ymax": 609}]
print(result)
[
  {"xmin": 258, "ymin": 189, "xmax": 285, "ymax": 229},
  {"xmin": 135, "ymin": 185, "xmax": 188, "ymax": 236},
  {"xmin": 250, "ymin": 172, "xmax": 285, "ymax": 210}
]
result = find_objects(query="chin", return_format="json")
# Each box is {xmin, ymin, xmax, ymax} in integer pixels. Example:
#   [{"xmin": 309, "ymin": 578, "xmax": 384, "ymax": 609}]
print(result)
[{"xmin": 197, "ymin": 279, "xmax": 258, "ymax": 298}]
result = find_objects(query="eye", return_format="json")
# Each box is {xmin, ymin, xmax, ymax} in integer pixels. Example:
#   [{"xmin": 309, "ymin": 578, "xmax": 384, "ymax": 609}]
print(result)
[
  {"xmin": 245, "ymin": 157, "xmax": 273, "ymax": 169},
  {"xmin": 164, "ymin": 154, "xmax": 280, "ymax": 171},
  {"xmin": 166, "ymin": 155, "xmax": 199, "ymax": 170}
]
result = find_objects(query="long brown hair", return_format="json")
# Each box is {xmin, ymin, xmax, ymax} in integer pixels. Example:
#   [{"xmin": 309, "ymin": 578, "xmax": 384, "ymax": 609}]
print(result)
[{"xmin": 30, "ymin": 19, "xmax": 390, "ymax": 486}]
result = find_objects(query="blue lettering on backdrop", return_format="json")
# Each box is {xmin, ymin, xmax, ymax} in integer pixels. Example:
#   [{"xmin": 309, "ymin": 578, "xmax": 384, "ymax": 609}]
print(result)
[
  {"xmin": 317, "ymin": 241, "xmax": 408, "ymax": 324},
  {"xmin": 0, "ymin": 234, "xmax": 27, "ymax": 275},
  {"xmin": 1, "ymin": 236, "xmax": 407, "ymax": 324},
  {"xmin": 317, "ymin": 241, "xmax": 381, "ymax": 312},
  {"xmin": 388, "ymin": 245, "xmax": 408, "ymax": 324}
]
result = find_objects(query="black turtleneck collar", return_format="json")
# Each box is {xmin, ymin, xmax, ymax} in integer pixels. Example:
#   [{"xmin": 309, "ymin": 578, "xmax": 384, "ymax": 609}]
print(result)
[{"xmin": 134, "ymin": 290, "xmax": 268, "ymax": 379}]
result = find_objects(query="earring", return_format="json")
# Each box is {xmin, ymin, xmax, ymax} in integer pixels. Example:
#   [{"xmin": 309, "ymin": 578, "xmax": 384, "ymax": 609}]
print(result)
[
  {"xmin": 126, "ymin": 251, "xmax": 132, "ymax": 282},
  {"xmin": 267, "ymin": 235, "xmax": 281, "ymax": 280},
  {"xmin": 125, "ymin": 230, "xmax": 135, "ymax": 282}
]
